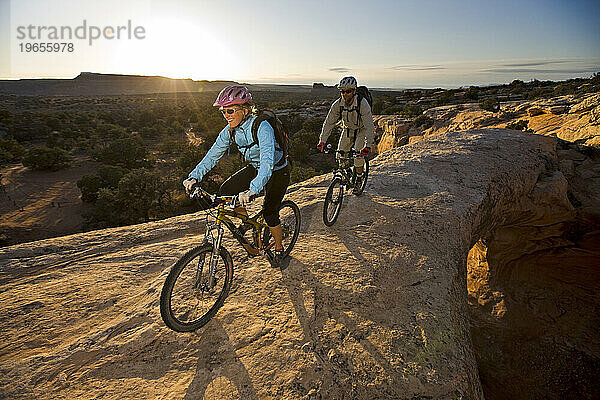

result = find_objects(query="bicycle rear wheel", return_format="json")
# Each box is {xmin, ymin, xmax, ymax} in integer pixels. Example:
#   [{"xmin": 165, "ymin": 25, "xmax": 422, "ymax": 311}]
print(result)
[
  {"xmin": 262, "ymin": 200, "xmax": 301, "ymax": 257},
  {"xmin": 160, "ymin": 243, "xmax": 233, "ymax": 332},
  {"xmin": 323, "ymin": 177, "xmax": 344, "ymax": 226}
]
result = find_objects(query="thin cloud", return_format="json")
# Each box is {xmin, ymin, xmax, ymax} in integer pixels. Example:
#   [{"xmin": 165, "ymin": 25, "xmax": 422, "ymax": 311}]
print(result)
[
  {"xmin": 502, "ymin": 60, "xmax": 570, "ymax": 67},
  {"xmin": 390, "ymin": 65, "xmax": 446, "ymax": 71},
  {"xmin": 329, "ymin": 67, "xmax": 351, "ymax": 73},
  {"xmin": 483, "ymin": 67, "xmax": 600, "ymax": 74}
]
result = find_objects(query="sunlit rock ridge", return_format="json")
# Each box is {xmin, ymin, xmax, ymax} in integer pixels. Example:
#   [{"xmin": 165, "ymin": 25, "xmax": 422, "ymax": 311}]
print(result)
[{"xmin": 1, "ymin": 127, "xmax": 599, "ymax": 399}]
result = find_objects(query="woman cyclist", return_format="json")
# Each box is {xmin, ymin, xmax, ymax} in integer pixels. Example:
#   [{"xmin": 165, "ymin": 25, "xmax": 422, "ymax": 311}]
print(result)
[{"xmin": 183, "ymin": 85, "xmax": 290, "ymax": 266}]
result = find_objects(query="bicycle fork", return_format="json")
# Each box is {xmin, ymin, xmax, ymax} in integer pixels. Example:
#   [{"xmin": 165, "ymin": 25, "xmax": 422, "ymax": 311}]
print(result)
[{"xmin": 201, "ymin": 222, "xmax": 224, "ymax": 291}]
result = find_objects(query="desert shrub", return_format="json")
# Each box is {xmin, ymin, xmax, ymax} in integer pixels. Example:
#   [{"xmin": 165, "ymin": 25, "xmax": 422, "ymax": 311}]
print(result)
[
  {"xmin": 414, "ymin": 115, "xmax": 434, "ymax": 129},
  {"xmin": 88, "ymin": 168, "xmax": 175, "ymax": 226},
  {"xmin": 139, "ymin": 126, "xmax": 161, "ymax": 138},
  {"xmin": 379, "ymin": 104, "xmax": 404, "ymax": 115},
  {"xmin": 10, "ymin": 117, "xmax": 52, "ymax": 142},
  {"xmin": 0, "ymin": 110, "xmax": 13, "ymax": 124},
  {"xmin": 158, "ymin": 137, "xmax": 187, "ymax": 154},
  {"xmin": 42, "ymin": 115, "xmax": 62, "ymax": 131},
  {"xmin": 278, "ymin": 113, "xmax": 306, "ymax": 134},
  {"xmin": 45, "ymin": 131, "xmax": 73, "ymax": 150},
  {"xmin": 434, "ymin": 91, "xmax": 453, "ymax": 107},
  {"xmin": 96, "ymin": 123, "xmax": 128, "ymax": 141},
  {"xmin": 401, "ymin": 104, "xmax": 422, "ymax": 118},
  {"xmin": 527, "ymin": 87, "xmax": 552, "ymax": 100},
  {"xmin": 177, "ymin": 144, "xmax": 209, "ymax": 175},
  {"xmin": 372, "ymin": 97, "xmax": 387, "ymax": 114},
  {"xmin": 301, "ymin": 117, "xmax": 324, "ymax": 133},
  {"xmin": 97, "ymin": 165, "xmax": 127, "ymax": 187},
  {"xmin": 136, "ymin": 110, "xmax": 156, "ymax": 128},
  {"xmin": 77, "ymin": 174, "xmax": 103, "ymax": 203},
  {"xmin": 291, "ymin": 165, "xmax": 319, "ymax": 184},
  {"xmin": 95, "ymin": 135, "xmax": 149, "ymax": 168},
  {"xmin": 290, "ymin": 130, "xmax": 320, "ymax": 162},
  {"xmin": 77, "ymin": 165, "xmax": 127, "ymax": 203},
  {"xmin": 0, "ymin": 137, "xmax": 26, "ymax": 164},
  {"xmin": 479, "ymin": 98, "xmax": 500, "ymax": 112},
  {"xmin": 553, "ymin": 83, "xmax": 576, "ymax": 96},
  {"xmin": 195, "ymin": 109, "xmax": 225, "ymax": 135},
  {"xmin": 22, "ymin": 146, "xmax": 73, "ymax": 171},
  {"xmin": 464, "ymin": 87, "xmax": 479, "ymax": 101}
]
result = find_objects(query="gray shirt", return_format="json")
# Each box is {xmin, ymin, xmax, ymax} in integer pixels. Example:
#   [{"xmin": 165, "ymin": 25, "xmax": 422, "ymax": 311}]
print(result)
[{"xmin": 319, "ymin": 95, "xmax": 375, "ymax": 148}]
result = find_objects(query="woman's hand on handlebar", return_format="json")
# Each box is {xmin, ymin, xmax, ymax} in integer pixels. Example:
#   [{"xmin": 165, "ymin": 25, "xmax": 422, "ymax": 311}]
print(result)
[
  {"xmin": 182, "ymin": 177, "xmax": 198, "ymax": 193},
  {"xmin": 238, "ymin": 189, "xmax": 256, "ymax": 207}
]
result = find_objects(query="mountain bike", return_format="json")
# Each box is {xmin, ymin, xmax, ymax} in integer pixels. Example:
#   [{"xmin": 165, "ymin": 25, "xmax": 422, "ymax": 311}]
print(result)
[
  {"xmin": 160, "ymin": 186, "xmax": 301, "ymax": 332},
  {"xmin": 322, "ymin": 147, "xmax": 369, "ymax": 226}
]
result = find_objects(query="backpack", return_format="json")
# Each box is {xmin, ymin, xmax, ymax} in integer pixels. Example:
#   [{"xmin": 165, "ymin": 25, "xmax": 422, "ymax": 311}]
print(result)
[
  {"xmin": 237, "ymin": 110, "xmax": 289, "ymax": 167},
  {"xmin": 356, "ymin": 86, "xmax": 373, "ymax": 114}
]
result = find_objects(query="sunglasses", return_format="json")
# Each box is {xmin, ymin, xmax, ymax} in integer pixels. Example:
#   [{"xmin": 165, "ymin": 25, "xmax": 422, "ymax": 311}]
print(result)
[
  {"xmin": 340, "ymin": 89, "xmax": 355, "ymax": 94},
  {"xmin": 220, "ymin": 108, "xmax": 240, "ymax": 115}
]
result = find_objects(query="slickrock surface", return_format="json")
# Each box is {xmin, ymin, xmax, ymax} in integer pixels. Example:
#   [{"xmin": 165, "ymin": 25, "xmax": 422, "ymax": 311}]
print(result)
[
  {"xmin": 375, "ymin": 92, "xmax": 600, "ymax": 154},
  {"xmin": 1, "ymin": 129, "xmax": 598, "ymax": 399}
]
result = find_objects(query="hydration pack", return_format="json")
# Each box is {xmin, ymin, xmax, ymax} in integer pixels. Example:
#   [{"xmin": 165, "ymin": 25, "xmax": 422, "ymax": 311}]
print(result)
[
  {"xmin": 236, "ymin": 110, "xmax": 289, "ymax": 167},
  {"xmin": 356, "ymin": 86, "xmax": 373, "ymax": 113}
]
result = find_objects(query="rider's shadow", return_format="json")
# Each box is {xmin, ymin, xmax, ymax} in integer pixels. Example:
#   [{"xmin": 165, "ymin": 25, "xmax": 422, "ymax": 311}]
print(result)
[
  {"xmin": 184, "ymin": 319, "xmax": 258, "ymax": 400},
  {"xmin": 277, "ymin": 193, "xmax": 440, "ymax": 396},
  {"xmin": 279, "ymin": 256, "xmax": 414, "ymax": 397}
]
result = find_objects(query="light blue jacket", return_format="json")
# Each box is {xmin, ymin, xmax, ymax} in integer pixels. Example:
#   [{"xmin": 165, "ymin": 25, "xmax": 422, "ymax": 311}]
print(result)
[{"xmin": 188, "ymin": 115, "xmax": 287, "ymax": 194}]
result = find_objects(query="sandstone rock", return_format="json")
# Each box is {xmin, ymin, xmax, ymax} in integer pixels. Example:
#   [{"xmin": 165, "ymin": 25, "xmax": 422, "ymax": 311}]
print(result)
[
  {"xmin": 373, "ymin": 115, "xmax": 412, "ymax": 154},
  {"xmin": 549, "ymin": 105, "xmax": 569, "ymax": 114},
  {"xmin": 1, "ymin": 129, "xmax": 598, "ymax": 400},
  {"xmin": 559, "ymin": 159, "xmax": 575, "ymax": 176},
  {"xmin": 418, "ymin": 92, "xmax": 600, "ymax": 149},
  {"xmin": 408, "ymin": 135, "xmax": 424, "ymax": 144},
  {"xmin": 527, "ymin": 107, "xmax": 546, "ymax": 117},
  {"xmin": 590, "ymin": 105, "xmax": 600, "ymax": 125},
  {"xmin": 585, "ymin": 135, "xmax": 600, "ymax": 147},
  {"xmin": 569, "ymin": 93, "xmax": 600, "ymax": 113},
  {"xmin": 514, "ymin": 103, "xmax": 531, "ymax": 113}
]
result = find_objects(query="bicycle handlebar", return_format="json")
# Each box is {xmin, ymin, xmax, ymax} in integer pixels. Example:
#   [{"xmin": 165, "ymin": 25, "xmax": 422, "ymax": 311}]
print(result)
[
  {"xmin": 323, "ymin": 143, "xmax": 361, "ymax": 158},
  {"xmin": 324, "ymin": 149, "xmax": 361, "ymax": 158},
  {"xmin": 190, "ymin": 184, "xmax": 259, "ymax": 209}
]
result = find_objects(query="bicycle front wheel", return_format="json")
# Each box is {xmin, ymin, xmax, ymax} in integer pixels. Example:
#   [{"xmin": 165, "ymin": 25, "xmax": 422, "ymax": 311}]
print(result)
[
  {"xmin": 160, "ymin": 243, "xmax": 233, "ymax": 332},
  {"xmin": 263, "ymin": 200, "xmax": 301, "ymax": 257},
  {"xmin": 323, "ymin": 177, "xmax": 344, "ymax": 226}
]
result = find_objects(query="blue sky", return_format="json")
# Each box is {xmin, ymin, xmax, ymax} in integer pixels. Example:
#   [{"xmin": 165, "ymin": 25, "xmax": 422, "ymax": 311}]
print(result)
[{"xmin": 1, "ymin": 0, "xmax": 599, "ymax": 88}]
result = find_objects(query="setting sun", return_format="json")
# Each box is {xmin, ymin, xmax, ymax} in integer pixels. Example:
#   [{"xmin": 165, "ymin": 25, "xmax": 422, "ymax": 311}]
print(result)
[{"xmin": 112, "ymin": 18, "xmax": 238, "ymax": 80}]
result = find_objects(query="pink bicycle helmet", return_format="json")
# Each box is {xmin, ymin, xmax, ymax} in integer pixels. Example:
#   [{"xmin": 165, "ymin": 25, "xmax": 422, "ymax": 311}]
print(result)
[{"xmin": 213, "ymin": 85, "xmax": 253, "ymax": 107}]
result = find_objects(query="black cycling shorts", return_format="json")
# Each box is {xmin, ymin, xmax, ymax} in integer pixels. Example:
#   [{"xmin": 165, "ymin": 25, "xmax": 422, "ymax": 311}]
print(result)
[{"xmin": 219, "ymin": 164, "xmax": 290, "ymax": 227}]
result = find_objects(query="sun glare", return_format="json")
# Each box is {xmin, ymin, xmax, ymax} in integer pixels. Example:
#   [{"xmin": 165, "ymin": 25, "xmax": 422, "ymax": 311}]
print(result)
[{"xmin": 112, "ymin": 19, "xmax": 237, "ymax": 80}]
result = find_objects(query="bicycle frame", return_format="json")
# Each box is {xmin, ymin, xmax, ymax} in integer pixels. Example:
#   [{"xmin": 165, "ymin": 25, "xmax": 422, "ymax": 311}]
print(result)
[
  {"xmin": 205, "ymin": 204, "xmax": 275, "ymax": 257},
  {"xmin": 330, "ymin": 148, "xmax": 363, "ymax": 187},
  {"xmin": 334, "ymin": 156, "xmax": 356, "ymax": 188},
  {"xmin": 202, "ymin": 201, "xmax": 276, "ymax": 291}
]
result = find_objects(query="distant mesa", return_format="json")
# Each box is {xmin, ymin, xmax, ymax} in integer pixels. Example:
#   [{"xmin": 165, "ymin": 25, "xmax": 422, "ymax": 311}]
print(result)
[
  {"xmin": 0, "ymin": 72, "xmax": 316, "ymax": 96},
  {"xmin": 311, "ymin": 82, "xmax": 338, "ymax": 95},
  {"xmin": 0, "ymin": 72, "xmax": 239, "ymax": 96}
]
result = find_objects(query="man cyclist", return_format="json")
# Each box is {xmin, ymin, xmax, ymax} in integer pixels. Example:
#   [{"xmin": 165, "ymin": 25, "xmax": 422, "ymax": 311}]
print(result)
[
  {"xmin": 183, "ymin": 85, "xmax": 290, "ymax": 266},
  {"xmin": 317, "ymin": 76, "xmax": 374, "ymax": 194}
]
